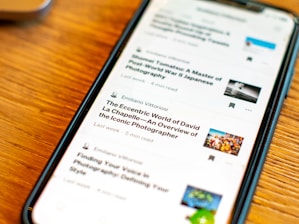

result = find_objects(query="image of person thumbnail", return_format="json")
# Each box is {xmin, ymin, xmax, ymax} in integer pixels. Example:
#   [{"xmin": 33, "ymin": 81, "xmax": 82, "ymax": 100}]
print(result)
[
  {"xmin": 181, "ymin": 185, "xmax": 222, "ymax": 213},
  {"xmin": 224, "ymin": 79, "xmax": 261, "ymax": 103},
  {"xmin": 203, "ymin": 128, "xmax": 244, "ymax": 156}
]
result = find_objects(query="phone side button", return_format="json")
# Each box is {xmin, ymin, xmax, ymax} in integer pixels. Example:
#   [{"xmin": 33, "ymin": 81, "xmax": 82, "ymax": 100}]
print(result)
[{"xmin": 285, "ymin": 68, "xmax": 295, "ymax": 99}]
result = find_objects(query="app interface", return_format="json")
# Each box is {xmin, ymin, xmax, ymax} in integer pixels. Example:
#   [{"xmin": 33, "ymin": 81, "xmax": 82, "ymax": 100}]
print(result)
[{"xmin": 32, "ymin": 0, "xmax": 295, "ymax": 223}]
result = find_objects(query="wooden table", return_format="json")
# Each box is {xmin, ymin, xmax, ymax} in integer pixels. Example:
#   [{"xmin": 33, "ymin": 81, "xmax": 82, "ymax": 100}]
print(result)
[{"xmin": 0, "ymin": 0, "xmax": 298, "ymax": 223}]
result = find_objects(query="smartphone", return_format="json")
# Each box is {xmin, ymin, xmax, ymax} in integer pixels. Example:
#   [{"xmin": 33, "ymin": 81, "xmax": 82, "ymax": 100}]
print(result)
[
  {"xmin": 0, "ymin": 0, "xmax": 52, "ymax": 21},
  {"xmin": 22, "ymin": 0, "xmax": 299, "ymax": 223}
]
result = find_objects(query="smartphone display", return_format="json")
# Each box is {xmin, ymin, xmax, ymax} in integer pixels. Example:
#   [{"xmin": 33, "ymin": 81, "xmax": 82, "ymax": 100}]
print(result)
[{"xmin": 23, "ymin": 0, "xmax": 298, "ymax": 223}]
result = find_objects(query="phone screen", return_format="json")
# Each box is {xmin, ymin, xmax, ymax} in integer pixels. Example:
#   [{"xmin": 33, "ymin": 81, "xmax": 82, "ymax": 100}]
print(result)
[{"xmin": 30, "ymin": 0, "xmax": 296, "ymax": 223}]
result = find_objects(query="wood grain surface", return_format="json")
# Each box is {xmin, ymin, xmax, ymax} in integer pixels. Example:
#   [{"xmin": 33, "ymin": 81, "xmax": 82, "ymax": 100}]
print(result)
[{"xmin": 0, "ymin": 0, "xmax": 298, "ymax": 223}]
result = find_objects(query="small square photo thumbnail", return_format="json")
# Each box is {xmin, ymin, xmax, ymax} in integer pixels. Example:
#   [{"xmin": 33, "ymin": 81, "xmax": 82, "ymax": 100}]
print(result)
[
  {"xmin": 224, "ymin": 79, "xmax": 261, "ymax": 103},
  {"xmin": 203, "ymin": 128, "xmax": 244, "ymax": 156},
  {"xmin": 181, "ymin": 185, "xmax": 222, "ymax": 213}
]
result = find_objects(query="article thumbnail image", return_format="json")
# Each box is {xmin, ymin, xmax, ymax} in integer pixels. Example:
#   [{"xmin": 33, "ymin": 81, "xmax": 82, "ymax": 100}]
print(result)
[
  {"xmin": 181, "ymin": 185, "xmax": 222, "ymax": 213},
  {"xmin": 224, "ymin": 79, "xmax": 261, "ymax": 103},
  {"xmin": 203, "ymin": 128, "xmax": 244, "ymax": 156}
]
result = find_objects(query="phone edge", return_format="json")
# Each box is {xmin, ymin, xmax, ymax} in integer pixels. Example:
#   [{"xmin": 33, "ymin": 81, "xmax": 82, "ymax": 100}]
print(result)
[{"xmin": 21, "ymin": 0, "xmax": 150, "ymax": 223}]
